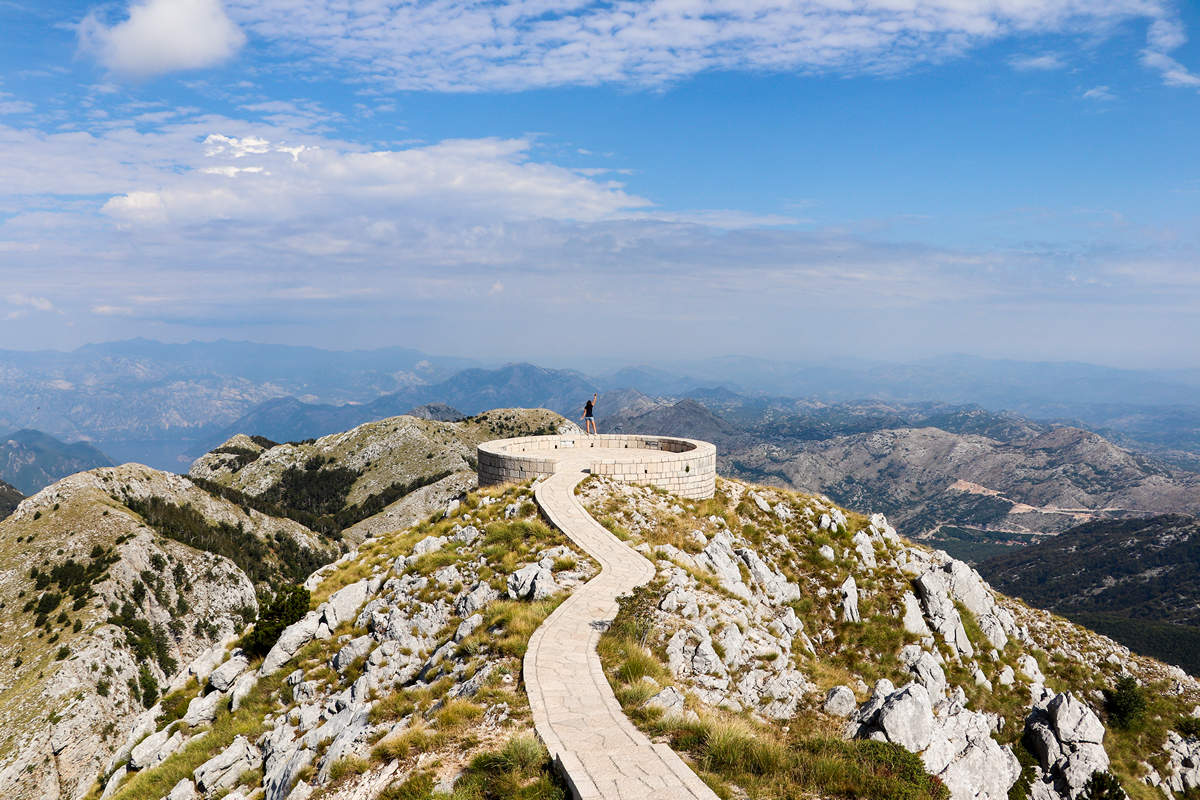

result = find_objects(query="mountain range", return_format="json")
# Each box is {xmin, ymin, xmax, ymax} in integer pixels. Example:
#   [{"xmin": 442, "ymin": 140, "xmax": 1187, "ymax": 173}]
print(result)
[
  {"xmin": 2, "ymin": 408, "xmax": 1197, "ymax": 800},
  {"xmin": 3, "ymin": 339, "xmax": 1200, "ymax": 473},
  {"xmin": 0, "ymin": 429, "xmax": 112, "ymax": 495}
]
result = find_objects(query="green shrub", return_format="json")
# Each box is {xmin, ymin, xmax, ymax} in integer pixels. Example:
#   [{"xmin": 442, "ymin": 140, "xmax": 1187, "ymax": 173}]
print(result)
[
  {"xmin": 240, "ymin": 584, "xmax": 311, "ymax": 657},
  {"xmin": 1176, "ymin": 717, "xmax": 1200, "ymax": 739},
  {"xmin": 1080, "ymin": 771, "xmax": 1126, "ymax": 800},
  {"xmin": 1103, "ymin": 676, "xmax": 1146, "ymax": 729}
]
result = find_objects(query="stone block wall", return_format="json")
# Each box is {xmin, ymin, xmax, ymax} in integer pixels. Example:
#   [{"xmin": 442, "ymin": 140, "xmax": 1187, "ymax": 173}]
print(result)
[{"xmin": 477, "ymin": 434, "xmax": 716, "ymax": 499}]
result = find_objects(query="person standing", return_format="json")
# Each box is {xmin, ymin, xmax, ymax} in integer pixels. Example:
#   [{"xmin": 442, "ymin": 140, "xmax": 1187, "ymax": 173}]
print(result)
[{"xmin": 582, "ymin": 393, "xmax": 598, "ymax": 434}]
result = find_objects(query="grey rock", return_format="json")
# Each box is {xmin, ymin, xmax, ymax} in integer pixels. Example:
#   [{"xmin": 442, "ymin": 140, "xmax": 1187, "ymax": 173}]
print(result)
[
  {"xmin": 183, "ymin": 690, "xmax": 224, "ymax": 727},
  {"xmin": 322, "ymin": 579, "xmax": 371, "ymax": 629},
  {"xmin": 817, "ymin": 544, "xmax": 836, "ymax": 561},
  {"xmin": 129, "ymin": 728, "xmax": 184, "ymax": 771},
  {"xmin": 876, "ymin": 683, "xmax": 934, "ymax": 752},
  {"xmin": 454, "ymin": 613, "xmax": 484, "ymax": 642},
  {"xmin": 694, "ymin": 531, "xmax": 752, "ymax": 599},
  {"xmin": 644, "ymin": 686, "xmax": 687, "ymax": 717},
  {"xmin": 840, "ymin": 576, "xmax": 860, "ymax": 623},
  {"xmin": 823, "ymin": 686, "xmax": 857, "ymax": 717},
  {"xmin": 902, "ymin": 591, "xmax": 932, "ymax": 637},
  {"xmin": 209, "ymin": 652, "xmax": 250, "ymax": 693},
  {"xmin": 261, "ymin": 610, "xmax": 322, "ymax": 675},
  {"xmin": 230, "ymin": 671, "xmax": 257, "ymax": 712},
  {"xmin": 193, "ymin": 735, "xmax": 260, "ymax": 795},
  {"xmin": 166, "ymin": 778, "xmax": 198, "ymax": 800},
  {"xmin": 333, "ymin": 635, "xmax": 374, "ymax": 673},
  {"xmin": 456, "ymin": 581, "xmax": 498, "ymax": 616},
  {"xmin": 900, "ymin": 645, "xmax": 947, "ymax": 697}
]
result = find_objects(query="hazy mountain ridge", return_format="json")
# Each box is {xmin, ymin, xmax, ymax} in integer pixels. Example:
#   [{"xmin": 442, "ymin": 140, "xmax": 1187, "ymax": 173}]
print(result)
[
  {"xmin": 0, "ymin": 429, "xmax": 113, "ymax": 495},
  {"xmin": 0, "ymin": 479, "xmax": 20, "ymax": 520}
]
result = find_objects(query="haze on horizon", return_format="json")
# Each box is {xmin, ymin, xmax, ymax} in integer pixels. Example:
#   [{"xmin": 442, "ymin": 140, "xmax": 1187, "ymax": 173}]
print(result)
[{"xmin": 1, "ymin": 1, "xmax": 1198, "ymax": 370}]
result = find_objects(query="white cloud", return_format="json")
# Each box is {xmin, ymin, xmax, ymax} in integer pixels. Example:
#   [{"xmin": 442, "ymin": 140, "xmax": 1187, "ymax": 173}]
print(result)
[
  {"xmin": 91, "ymin": 304, "xmax": 134, "ymax": 315},
  {"xmin": 218, "ymin": 0, "xmax": 1187, "ymax": 91},
  {"xmin": 1082, "ymin": 85, "xmax": 1116, "ymax": 100},
  {"xmin": 1009, "ymin": 53, "xmax": 1066, "ymax": 71},
  {"xmin": 1141, "ymin": 16, "xmax": 1200, "ymax": 88},
  {"xmin": 80, "ymin": 0, "xmax": 246, "ymax": 77},
  {"xmin": 6, "ymin": 294, "xmax": 55, "ymax": 312}
]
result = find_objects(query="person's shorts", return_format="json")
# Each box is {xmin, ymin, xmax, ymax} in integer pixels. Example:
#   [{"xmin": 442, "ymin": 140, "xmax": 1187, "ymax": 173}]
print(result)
[{"xmin": 584, "ymin": 415, "xmax": 594, "ymax": 421}]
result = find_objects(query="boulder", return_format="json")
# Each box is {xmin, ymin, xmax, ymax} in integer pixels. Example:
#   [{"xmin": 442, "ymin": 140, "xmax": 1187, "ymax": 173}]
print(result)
[
  {"xmin": 261, "ymin": 610, "xmax": 322, "ymax": 675},
  {"xmin": 507, "ymin": 564, "xmax": 558, "ymax": 600},
  {"xmin": 193, "ymin": 735, "xmax": 260, "ymax": 795},
  {"xmin": 694, "ymin": 531, "xmax": 752, "ymax": 599},
  {"xmin": 456, "ymin": 581, "xmax": 498, "ymax": 616},
  {"xmin": 902, "ymin": 592, "xmax": 932, "ymax": 636},
  {"xmin": 209, "ymin": 652, "xmax": 250, "ymax": 693},
  {"xmin": 1023, "ymin": 691, "xmax": 1110, "ymax": 799},
  {"xmin": 167, "ymin": 778, "xmax": 198, "ymax": 800},
  {"xmin": 900, "ymin": 645, "xmax": 947, "ymax": 696},
  {"xmin": 644, "ymin": 686, "xmax": 687, "ymax": 718},
  {"xmin": 876, "ymin": 683, "xmax": 934, "ymax": 751},
  {"xmin": 840, "ymin": 576, "xmax": 860, "ymax": 623},
  {"xmin": 322, "ymin": 579, "xmax": 371, "ymax": 629},
  {"xmin": 333, "ymin": 635, "xmax": 374, "ymax": 673},
  {"xmin": 183, "ymin": 690, "xmax": 224, "ymax": 727},
  {"xmin": 823, "ymin": 686, "xmax": 857, "ymax": 717},
  {"xmin": 129, "ymin": 728, "xmax": 184, "ymax": 771}
]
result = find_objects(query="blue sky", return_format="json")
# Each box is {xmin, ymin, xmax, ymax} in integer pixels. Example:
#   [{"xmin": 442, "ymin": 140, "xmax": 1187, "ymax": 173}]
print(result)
[{"xmin": 0, "ymin": 0, "xmax": 1197, "ymax": 367}]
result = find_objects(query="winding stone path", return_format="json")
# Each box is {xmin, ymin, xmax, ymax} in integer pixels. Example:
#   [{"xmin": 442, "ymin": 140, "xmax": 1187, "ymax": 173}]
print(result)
[{"xmin": 522, "ymin": 452, "xmax": 720, "ymax": 800}]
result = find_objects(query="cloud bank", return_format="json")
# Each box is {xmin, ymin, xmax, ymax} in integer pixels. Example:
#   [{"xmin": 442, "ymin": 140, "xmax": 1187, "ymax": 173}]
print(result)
[{"xmin": 219, "ymin": 0, "xmax": 1194, "ymax": 90}]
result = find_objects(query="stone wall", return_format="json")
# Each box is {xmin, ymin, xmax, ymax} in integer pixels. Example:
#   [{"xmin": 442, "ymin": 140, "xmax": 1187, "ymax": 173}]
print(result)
[{"xmin": 477, "ymin": 434, "xmax": 716, "ymax": 499}]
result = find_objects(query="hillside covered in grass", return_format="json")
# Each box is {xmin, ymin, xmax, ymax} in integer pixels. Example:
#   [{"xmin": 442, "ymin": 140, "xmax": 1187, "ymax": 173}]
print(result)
[{"xmin": 189, "ymin": 409, "xmax": 574, "ymax": 541}]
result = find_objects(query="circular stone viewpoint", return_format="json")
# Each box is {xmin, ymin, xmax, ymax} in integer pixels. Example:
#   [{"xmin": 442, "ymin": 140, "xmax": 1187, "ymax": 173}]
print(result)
[{"xmin": 477, "ymin": 433, "xmax": 716, "ymax": 499}]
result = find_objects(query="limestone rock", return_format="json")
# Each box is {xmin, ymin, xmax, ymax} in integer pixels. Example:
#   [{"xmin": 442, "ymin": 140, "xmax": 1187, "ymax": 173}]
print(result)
[
  {"xmin": 167, "ymin": 778, "xmax": 199, "ymax": 800},
  {"xmin": 823, "ymin": 686, "xmax": 857, "ymax": 717},
  {"xmin": 129, "ymin": 727, "xmax": 184, "ymax": 771},
  {"xmin": 193, "ymin": 735, "xmax": 260, "ymax": 795},
  {"xmin": 644, "ymin": 686, "xmax": 687, "ymax": 718},
  {"xmin": 262, "ymin": 610, "xmax": 322, "ymax": 675},
  {"xmin": 209, "ymin": 652, "xmax": 250, "ymax": 693},
  {"xmin": 456, "ymin": 581, "xmax": 499, "ymax": 616},
  {"xmin": 1024, "ymin": 691, "xmax": 1110, "ymax": 799},
  {"xmin": 840, "ymin": 576, "xmax": 860, "ymax": 623},
  {"xmin": 183, "ymin": 690, "xmax": 224, "ymax": 727},
  {"xmin": 507, "ymin": 564, "xmax": 558, "ymax": 600}
]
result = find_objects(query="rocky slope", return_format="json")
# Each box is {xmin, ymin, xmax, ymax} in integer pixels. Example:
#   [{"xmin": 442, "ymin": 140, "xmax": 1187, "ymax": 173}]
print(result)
[
  {"xmin": 0, "ymin": 478, "xmax": 20, "ymax": 520},
  {"xmin": 90, "ymin": 481, "xmax": 594, "ymax": 800},
  {"xmin": 89, "ymin": 464, "xmax": 1200, "ymax": 800},
  {"xmin": 0, "ymin": 464, "xmax": 340, "ymax": 799},
  {"xmin": 981, "ymin": 514, "xmax": 1200, "ymax": 675},
  {"xmin": 580, "ymin": 478, "xmax": 1200, "ymax": 800},
  {"xmin": 189, "ymin": 408, "xmax": 576, "ymax": 542},
  {"xmin": 1, "ymin": 428, "xmax": 113, "ymax": 495}
]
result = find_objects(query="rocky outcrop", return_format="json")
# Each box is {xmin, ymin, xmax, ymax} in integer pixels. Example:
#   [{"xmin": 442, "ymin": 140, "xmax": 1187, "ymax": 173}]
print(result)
[
  {"xmin": 1023, "ymin": 690, "xmax": 1110, "ymax": 800},
  {"xmin": 848, "ymin": 680, "xmax": 1019, "ymax": 800}
]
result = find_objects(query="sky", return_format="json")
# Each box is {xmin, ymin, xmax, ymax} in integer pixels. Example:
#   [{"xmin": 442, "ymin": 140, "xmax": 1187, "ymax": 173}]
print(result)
[{"xmin": 0, "ymin": 0, "xmax": 1197, "ymax": 368}]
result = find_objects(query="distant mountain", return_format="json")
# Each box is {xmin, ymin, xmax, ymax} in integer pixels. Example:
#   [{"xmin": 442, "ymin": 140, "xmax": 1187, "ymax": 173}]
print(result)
[
  {"xmin": 731, "ymin": 425, "xmax": 1200, "ymax": 554},
  {"xmin": 0, "ymin": 339, "xmax": 475, "ymax": 469},
  {"xmin": 980, "ymin": 514, "xmax": 1200, "ymax": 674},
  {"xmin": 601, "ymin": 398, "xmax": 749, "ymax": 450},
  {"xmin": 0, "ymin": 479, "xmax": 20, "ymax": 520},
  {"xmin": 0, "ymin": 429, "xmax": 113, "ymax": 494},
  {"xmin": 407, "ymin": 402, "xmax": 464, "ymax": 421},
  {"xmin": 211, "ymin": 363, "xmax": 599, "ymax": 446}
]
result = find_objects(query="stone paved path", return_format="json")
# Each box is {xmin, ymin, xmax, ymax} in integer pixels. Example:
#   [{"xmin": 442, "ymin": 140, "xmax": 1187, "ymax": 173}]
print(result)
[{"xmin": 523, "ymin": 455, "xmax": 719, "ymax": 800}]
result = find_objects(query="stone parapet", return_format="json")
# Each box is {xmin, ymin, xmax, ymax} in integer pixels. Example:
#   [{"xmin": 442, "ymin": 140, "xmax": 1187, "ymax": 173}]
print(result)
[{"xmin": 477, "ymin": 434, "xmax": 716, "ymax": 499}]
